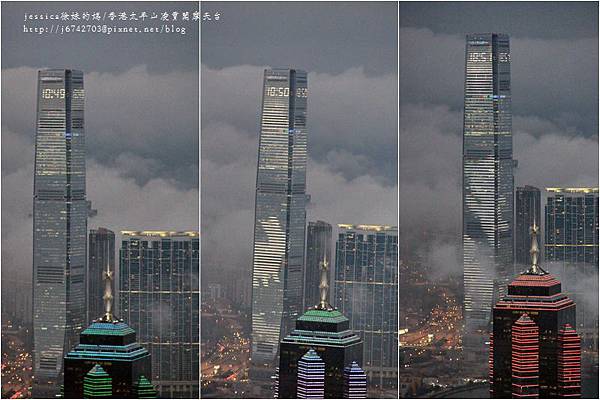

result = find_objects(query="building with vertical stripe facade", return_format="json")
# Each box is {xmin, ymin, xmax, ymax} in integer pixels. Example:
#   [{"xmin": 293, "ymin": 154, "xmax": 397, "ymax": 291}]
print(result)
[
  {"xmin": 463, "ymin": 33, "xmax": 514, "ymax": 333},
  {"xmin": 88, "ymin": 228, "xmax": 115, "ymax": 324},
  {"xmin": 490, "ymin": 225, "xmax": 580, "ymax": 398},
  {"xmin": 251, "ymin": 68, "xmax": 308, "ymax": 369},
  {"xmin": 515, "ymin": 186, "xmax": 541, "ymax": 268},
  {"xmin": 119, "ymin": 231, "xmax": 199, "ymax": 398},
  {"xmin": 333, "ymin": 224, "xmax": 398, "ymax": 389},
  {"xmin": 545, "ymin": 187, "xmax": 599, "ymax": 349},
  {"xmin": 32, "ymin": 69, "xmax": 87, "ymax": 397},
  {"xmin": 304, "ymin": 221, "xmax": 332, "ymax": 310}
]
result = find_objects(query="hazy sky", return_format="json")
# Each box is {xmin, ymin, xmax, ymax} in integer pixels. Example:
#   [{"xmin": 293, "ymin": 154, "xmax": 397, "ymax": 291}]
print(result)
[
  {"xmin": 1, "ymin": 1, "xmax": 199, "ymax": 284},
  {"xmin": 399, "ymin": 2, "xmax": 599, "ymax": 278},
  {"xmin": 201, "ymin": 2, "xmax": 398, "ymax": 283}
]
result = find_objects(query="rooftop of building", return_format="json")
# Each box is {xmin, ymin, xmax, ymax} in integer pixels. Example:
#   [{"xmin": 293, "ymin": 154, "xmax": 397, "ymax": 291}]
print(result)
[
  {"xmin": 337, "ymin": 224, "xmax": 397, "ymax": 232},
  {"xmin": 82, "ymin": 321, "xmax": 136, "ymax": 337},
  {"xmin": 297, "ymin": 309, "xmax": 349, "ymax": 324},
  {"xmin": 546, "ymin": 187, "xmax": 598, "ymax": 194},
  {"xmin": 120, "ymin": 230, "xmax": 199, "ymax": 238}
]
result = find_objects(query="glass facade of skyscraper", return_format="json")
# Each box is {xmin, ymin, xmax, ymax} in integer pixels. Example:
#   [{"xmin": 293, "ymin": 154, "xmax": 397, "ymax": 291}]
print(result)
[
  {"xmin": 545, "ymin": 187, "xmax": 599, "ymax": 348},
  {"xmin": 119, "ymin": 231, "xmax": 199, "ymax": 398},
  {"xmin": 304, "ymin": 221, "xmax": 332, "ymax": 310},
  {"xmin": 462, "ymin": 33, "xmax": 514, "ymax": 331},
  {"xmin": 515, "ymin": 186, "xmax": 541, "ymax": 269},
  {"xmin": 88, "ymin": 228, "xmax": 115, "ymax": 323},
  {"xmin": 251, "ymin": 68, "xmax": 308, "ymax": 368},
  {"xmin": 32, "ymin": 69, "xmax": 87, "ymax": 397},
  {"xmin": 333, "ymin": 225, "xmax": 398, "ymax": 389}
]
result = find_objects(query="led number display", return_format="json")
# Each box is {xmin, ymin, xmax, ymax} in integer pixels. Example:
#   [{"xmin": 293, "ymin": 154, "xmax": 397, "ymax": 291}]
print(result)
[
  {"xmin": 41, "ymin": 88, "xmax": 65, "ymax": 99},
  {"xmin": 266, "ymin": 86, "xmax": 308, "ymax": 98}
]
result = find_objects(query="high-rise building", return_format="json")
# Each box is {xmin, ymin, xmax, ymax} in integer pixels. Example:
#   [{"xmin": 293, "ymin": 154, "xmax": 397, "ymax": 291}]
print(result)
[
  {"xmin": 343, "ymin": 362, "xmax": 367, "ymax": 399},
  {"xmin": 545, "ymin": 188, "xmax": 599, "ymax": 265},
  {"xmin": 251, "ymin": 68, "xmax": 308, "ymax": 370},
  {"xmin": 463, "ymin": 33, "xmax": 514, "ymax": 334},
  {"xmin": 489, "ymin": 223, "xmax": 580, "ymax": 398},
  {"xmin": 515, "ymin": 186, "xmax": 541, "ymax": 268},
  {"xmin": 88, "ymin": 228, "xmax": 115, "ymax": 323},
  {"xmin": 296, "ymin": 349, "xmax": 325, "ymax": 399},
  {"xmin": 64, "ymin": 320, "xmax": 154, "ymax": 398},
  {"xmin": 545, "ymin": 187, "xmax": 599, "ymax": 349},
  {"xmin": 119, "ymin": 231, "xmax": 199, "ymax": 398},
  {"xmin": 333, "ymin": 224, "xmax": 398, "ymax": 389},
  {"xmin": 63, "ymin": 263, "xmax": 155, "ymax": 399},
  {"xmin": 33, "ymin": 69, "xmax": 87, "ymax": 397},
  {"xmin": 304, "ymin": 221, "xmax": 332, "ymax": 310}
]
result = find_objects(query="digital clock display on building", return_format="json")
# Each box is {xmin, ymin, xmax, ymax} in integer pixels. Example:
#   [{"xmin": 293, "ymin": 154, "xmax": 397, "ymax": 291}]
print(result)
[
  {"xmin": 266, "ymin": 86, "xmax": 308, "ymax": 98},
  {"xmin": 72, "ymin": 89, "xmax": 85, "ymax": 100},
  {"xmin": 41, "ymin": 88, "xmax": 65, "ymax": 99}
]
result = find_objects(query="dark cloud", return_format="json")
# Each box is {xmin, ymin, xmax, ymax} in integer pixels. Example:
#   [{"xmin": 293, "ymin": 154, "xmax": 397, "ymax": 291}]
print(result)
[
  {"xmin": 201, "ymin": 64, "xmax": 398, "ymax": 282},
  {"xmin": 399, "ymin": 102, "xmax": 598, "ymax": 250},
  {"xmin": 1, "ymin": 2, "xmax": 199, "ymax": 74},
  {"xmin": 2, "ymin": 66, "xmax": 198, "ymax": 189},
  {"xmin": 202, "ymin": 65, "xmax": 397, "ymax": 185},
  {"xmin": 400, "ymin": 27, "xmax": 598, "ymax": 136},
  {"xmin": 399, "ymin": 4, "xmax": 598, "ymax": 261},
  {"xmin": 400, "ymin": 2, "xmax": 598, "ymax": 40},
  {"xmin": 2, "ymin": 2, "xmax": 199, "ymax": 285},
  {"xmin": 1, "ymin": 129, "xmax": 199, "ymax": 282},
  {"xmin": 201, "ymin": 1, "xmax": 397, "ymax": 76}
]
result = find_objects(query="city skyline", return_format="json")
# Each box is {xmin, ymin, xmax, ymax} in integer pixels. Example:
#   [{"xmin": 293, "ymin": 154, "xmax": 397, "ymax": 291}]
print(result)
[
  {"xmin": 2, "ymin": 1, "xmax": 598, "ymax": 399},
  {"xmin": 400, "ymin": 2, "xmax": 598, "ymax": 256},
  {"xmin": 2, "ymin": 2, "xmax": 200, "ymax": 290}
]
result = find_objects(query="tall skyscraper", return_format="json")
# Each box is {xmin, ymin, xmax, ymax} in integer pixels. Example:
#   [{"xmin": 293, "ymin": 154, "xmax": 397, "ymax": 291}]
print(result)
[
  {"xmin": 489, "ymin": 223, "xmax": 580, "ymax": 398},
  {"xmin": 119, "ymin": 231, "xmax": 199, "ymax": 398},
  {"xmin": 277, "ymin": 258, "xmax": 363, "ymax": 399},
  {"xmin": 33, "ymin": 69, "xmax": 87, "ymax": 396},
  {"xmin": 515, "ymin": 186, "xmax": 541, "ymax": 268},
  {"xmin": 463, "ymin": 33, "xmax": 514, "ymax": 334},
  {"xmin": 88, "ymin": 228, "xmax": 115, "ymax": 323},
  {"xmin": 63, "ymin": 258, "xmax": 156, "ymax": 399},
  {"xmin": 545, "ymin": 187, "xmax": 599, "ymax": 349},
  {"xmin": 304, "ymin": 221, "xmax": 332, "ymax": 310},
  {"xmin": 333, "ymin": 224, "xmax": 398, "ymax": 389},
  {"xmin": 251, "ymin": 68, "xmax": 308, "ymax": 369}
]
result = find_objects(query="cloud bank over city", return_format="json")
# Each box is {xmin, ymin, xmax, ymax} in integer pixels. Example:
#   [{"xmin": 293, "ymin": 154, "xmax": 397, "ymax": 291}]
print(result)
[
  {"xmin": 2, "ymin": 65, "xmax": 199, "ymax": 283},
  {"xmin": 200, "ymin": 3, "xmax": 399, "ymax": 283},
  {"xmin": 399, "ymin": 3, "xmax": 599, "ymax": 267},
  {"xmin": 201, "ymin": 65, "xmax": 398, "ymax": 281}
]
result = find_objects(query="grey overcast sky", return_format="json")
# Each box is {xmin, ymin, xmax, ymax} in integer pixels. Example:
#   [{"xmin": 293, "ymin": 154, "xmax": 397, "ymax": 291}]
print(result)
[
  {"xmin": 201, "ymin": 1, "xmax": 397, "ymax": 75},
  {"xmin": 2, "ymin": 1, "xmax": 199, "ymax": 73},
  {"xmin": 2, "ymin": 1, "xmax": 199, "ymax": 285},
  {"xmin": 400, "ymin": 2, "xmax": 598, "ymax": 39},
  {"xmin": 201, "ymin": 2, "xmax": 398, "ymax": 283},
  {"xmin": 399, "ymin": 2, "xmax": 599, "ymax": 278}
]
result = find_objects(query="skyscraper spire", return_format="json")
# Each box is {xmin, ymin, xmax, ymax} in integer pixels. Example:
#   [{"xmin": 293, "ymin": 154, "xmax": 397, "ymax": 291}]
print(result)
[
  {"xmin": 316, "ymin": 254, "xmax": 332, "ymax": 311},
  {"xmin": 102, "ymin": 262, "xmax": 114, "ymax": 322},
  {"xmin": 526, "ymin": 219, "xmax": 547, "ymax": 275}
]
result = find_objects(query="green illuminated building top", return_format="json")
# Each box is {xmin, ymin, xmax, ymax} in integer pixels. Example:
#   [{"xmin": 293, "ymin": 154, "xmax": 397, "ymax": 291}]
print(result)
[
  {"xmin": 134, "ymin": 376, "xmax": 158, "ymax": 399},
  {"xmin": 83, "ymin": 364, "xmax": 112, "ymax": 398}
]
